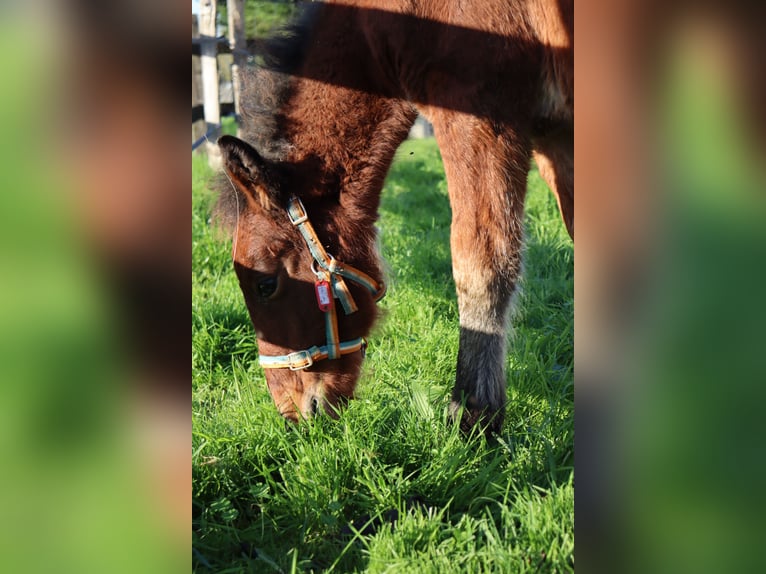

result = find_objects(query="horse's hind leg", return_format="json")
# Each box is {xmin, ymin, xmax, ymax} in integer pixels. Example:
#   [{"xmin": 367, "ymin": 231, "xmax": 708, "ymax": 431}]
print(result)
[
  {"xmin": 435, "ymin": 117, "xmax": 529, "ymax": 435},
  {"xmin": 533, "ymin": 121, "xmax": 574, "ymax": 239}
]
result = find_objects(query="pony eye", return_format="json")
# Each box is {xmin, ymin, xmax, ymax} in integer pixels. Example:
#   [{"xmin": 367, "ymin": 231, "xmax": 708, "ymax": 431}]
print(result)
[{"xmin": 257, "ymin": 276, "xmax": 278, "ymax": 299}]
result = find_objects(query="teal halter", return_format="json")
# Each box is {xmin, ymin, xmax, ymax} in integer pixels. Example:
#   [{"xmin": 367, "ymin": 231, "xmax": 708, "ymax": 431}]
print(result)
[{"xmin": 258, "ymin": 197, "xmax": 385, "ymax": 370}]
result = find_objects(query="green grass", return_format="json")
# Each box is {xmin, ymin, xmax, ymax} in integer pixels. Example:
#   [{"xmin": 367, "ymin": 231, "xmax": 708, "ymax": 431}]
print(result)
[{"xmin": 193, "ymin": 138, "xmax": 573, "ymax": 573}]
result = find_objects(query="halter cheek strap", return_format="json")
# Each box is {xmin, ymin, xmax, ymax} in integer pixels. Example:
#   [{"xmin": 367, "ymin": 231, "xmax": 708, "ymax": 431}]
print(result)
[
  {"xmin": 258, "ymin": 197, "xmax": 384, "ymax": 370},
  {"xmin": 286, "ymin": 198, "xmax": 386, "ymax": 305}
]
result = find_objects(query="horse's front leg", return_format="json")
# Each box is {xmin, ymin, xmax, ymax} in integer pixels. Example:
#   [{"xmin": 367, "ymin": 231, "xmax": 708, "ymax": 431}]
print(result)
[{"xmin": 437, "ymin": 119, "xmax": 530, "ymax": 434}]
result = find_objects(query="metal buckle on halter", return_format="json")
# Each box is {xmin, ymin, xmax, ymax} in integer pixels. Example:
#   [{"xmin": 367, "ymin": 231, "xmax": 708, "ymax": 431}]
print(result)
[
  {"xmin": 287, "ymin": 197, "xmax": 309, "ymax": 226},
  {"xmin": 286, "ymin": 349, "xmax": 314, "ymax": 370},
  {"xmin": 310, "ymin": 259, "xmax": 327, "ymax": 279},
  {"xmin": 327, "ymin": 256, "xmax": 341, "ymax": 274}
]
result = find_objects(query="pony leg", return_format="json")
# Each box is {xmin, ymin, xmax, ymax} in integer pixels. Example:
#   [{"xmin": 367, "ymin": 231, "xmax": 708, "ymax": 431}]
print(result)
[
  {"xmin": 434, "ymin": 116, "xmax": 529, "ymax": 434},
  {"xmin": 533, "ymin": 121, "xmax": 574, "ymax": 240}
]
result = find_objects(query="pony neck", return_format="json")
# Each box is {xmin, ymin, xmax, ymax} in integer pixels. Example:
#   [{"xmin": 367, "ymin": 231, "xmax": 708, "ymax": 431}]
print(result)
[
  {"xmin": 279, "ymin": 10, "xmax": 417, "ymax": 217},
  {"xmin": 281, "ymin": 82, "xmax": 415, "ymax": 273},
  {"xmin": 285, "ymin": 89, "xmax": 416, "ymax": 207},
  {"xmin": 280, "ymin": 82, "xmax": 415, "ymax": 284}
]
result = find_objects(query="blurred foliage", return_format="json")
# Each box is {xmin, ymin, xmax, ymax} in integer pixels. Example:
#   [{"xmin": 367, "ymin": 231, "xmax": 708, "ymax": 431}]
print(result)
[
  {"xmin": 0, "ymin": 8, "xmax": 185, "ymax": 572},
  {"xmin": 217, "ymin": 0, "xmax": 300, "ymax": 40},
  {"xmin": 623, "ymin": 33, "xmax": 766, "ymax": 574}
]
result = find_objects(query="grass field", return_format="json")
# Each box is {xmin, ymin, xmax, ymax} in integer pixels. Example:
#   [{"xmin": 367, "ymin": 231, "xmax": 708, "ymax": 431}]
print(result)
[{"xmin": 192, "ymin": 137, "xmax": 573, "ymax": 573}]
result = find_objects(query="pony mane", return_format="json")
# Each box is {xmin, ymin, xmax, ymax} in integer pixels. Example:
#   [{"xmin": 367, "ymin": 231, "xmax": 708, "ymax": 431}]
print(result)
[{"xmin": 213, "ymin": 3, "xmax": 320, "ymax": 232}]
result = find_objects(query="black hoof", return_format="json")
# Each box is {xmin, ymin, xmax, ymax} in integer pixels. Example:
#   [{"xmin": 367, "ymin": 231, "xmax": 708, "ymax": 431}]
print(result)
[{"xmin": 449, "ymin": 399, "xmax": 504, "ymax": 436}]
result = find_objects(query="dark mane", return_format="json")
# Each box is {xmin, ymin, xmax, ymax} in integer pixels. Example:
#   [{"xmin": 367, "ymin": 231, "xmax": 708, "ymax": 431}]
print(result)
[
  {"xmin": 214, "ymin": 4, "xmax": 319, "ymax": 231},
  {"xmin": 240, "ymin": 3, "xmax": 319, "ymax": 161}
]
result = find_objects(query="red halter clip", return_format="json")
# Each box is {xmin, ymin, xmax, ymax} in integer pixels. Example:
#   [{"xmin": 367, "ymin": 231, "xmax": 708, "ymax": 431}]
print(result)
[{"xmin": 314, "ymin": 279, "xmax": 333, "ymax": 312}]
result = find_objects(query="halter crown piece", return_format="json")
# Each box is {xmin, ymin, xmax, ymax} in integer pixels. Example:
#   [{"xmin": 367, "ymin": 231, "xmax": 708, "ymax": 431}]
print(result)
[{"xmin": 257, "ymin": 197, "xmax": 386, "ymax": 370}]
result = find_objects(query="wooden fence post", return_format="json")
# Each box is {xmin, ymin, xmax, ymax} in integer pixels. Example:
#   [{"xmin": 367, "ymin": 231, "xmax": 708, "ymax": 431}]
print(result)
[
  {"xmin": 227, "ymin": 0, "xmax": 246, "ymax": 137},
  {"xmin": 199, "ymin": 0, "xmax": 221, "ymax": 167},
  {"xmin": 192, "ymin": 15, "xmax": 205, "ymax": 145}
]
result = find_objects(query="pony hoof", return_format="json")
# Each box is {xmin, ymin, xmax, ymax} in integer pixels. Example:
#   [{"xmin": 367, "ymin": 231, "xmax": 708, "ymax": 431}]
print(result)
[{"xmin": 449, "ymin": 400, "xmax": 504, "ymax": 436}]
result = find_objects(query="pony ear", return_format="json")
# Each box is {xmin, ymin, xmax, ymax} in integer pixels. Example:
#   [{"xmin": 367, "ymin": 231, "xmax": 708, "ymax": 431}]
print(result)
[{"xmin": 218, "ymin": 135, "xmax": 279, "ymax": 210}]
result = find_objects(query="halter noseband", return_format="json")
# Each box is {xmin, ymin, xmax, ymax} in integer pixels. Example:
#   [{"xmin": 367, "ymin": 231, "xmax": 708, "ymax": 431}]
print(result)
[{"xmin": 257, "ymin": 197, "xmax": 386, "ymax": 370}]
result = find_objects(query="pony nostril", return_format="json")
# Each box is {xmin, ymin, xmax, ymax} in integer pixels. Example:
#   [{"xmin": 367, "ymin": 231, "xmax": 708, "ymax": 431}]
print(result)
[{"xmin": 311, "ymin": 397, "xmax": 321, "ymax": 416}]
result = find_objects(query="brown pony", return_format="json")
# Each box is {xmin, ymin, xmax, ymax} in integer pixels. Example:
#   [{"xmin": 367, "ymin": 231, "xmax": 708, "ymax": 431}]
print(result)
[{"xmin": 217, "ymin": 0, "xmax": 573, "ymax": 433}]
